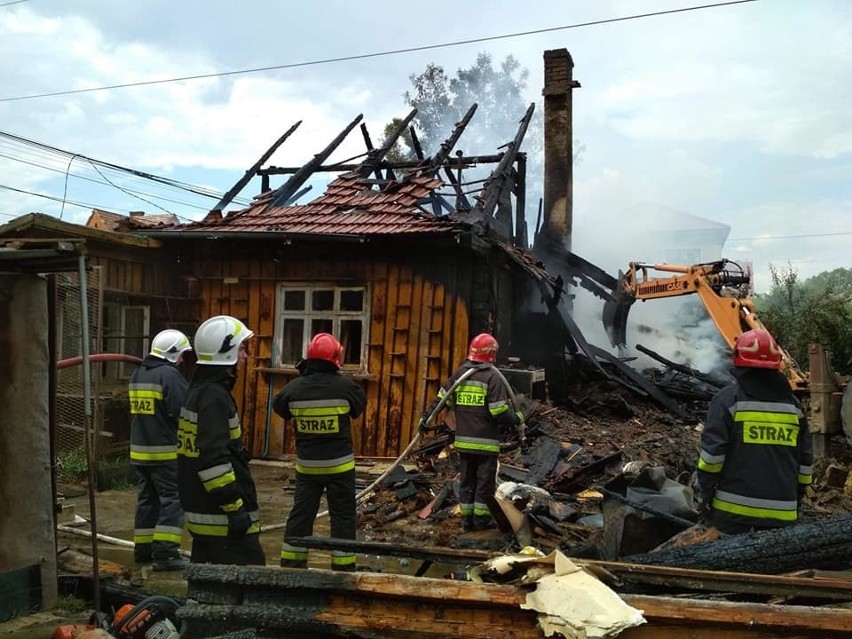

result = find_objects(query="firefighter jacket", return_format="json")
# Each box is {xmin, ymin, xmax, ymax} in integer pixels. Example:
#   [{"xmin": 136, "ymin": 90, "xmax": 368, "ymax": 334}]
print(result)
[
  {"xmin": 128, "ymin": 355, "xmax": 188, "ymax": 465},
  {"xmin": 697, "ymin": 367, "xmax": 813, "ymax": 528},
  {"xmin": 177, "ymin": 365, "xmax": 260, "ymax": 537},
  {"xmin": 430, "ymin": 360, "xmax": 520, "ymax": 456},
  {"xmin": 272, "ymin": 359, "xmax": 367, "ymax": 475}
]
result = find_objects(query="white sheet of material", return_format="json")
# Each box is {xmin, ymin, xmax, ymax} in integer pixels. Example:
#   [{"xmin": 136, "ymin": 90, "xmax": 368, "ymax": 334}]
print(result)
[{"xmin": 471, "ymin": 549, "xmax": 646, "ymax": 638}]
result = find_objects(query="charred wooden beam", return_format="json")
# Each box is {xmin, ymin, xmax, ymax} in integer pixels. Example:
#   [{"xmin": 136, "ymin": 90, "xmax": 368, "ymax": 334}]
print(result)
[
  {"xmin": 265, "ymin": 114, "xmax": 363, "ymax": 209},
  {"xmin": 421, "ymin": 103, "xmax": 478, "ymax": 177},
  {"xmin": 210, "ymin": 120, "xmax": 301, "ymax": 213},
  {"xmin": 355, "ymin": 109, "xmax": 418, "ymax": 180},
  {"xmin": 514, "ymin": 155, "xmax": 528, "ymax": 247},
  {"xmin": 625, "ymin": 516, "xmax": 852, "ymax": 575},
  {"xmin": 636, "ymin": 344, "xmax": 729, "ymax": 388},
  {"xmin": 588, "ymin": 343, "xmax": 695, "ymax": 422},
  {"xmin": 464, "ymin": 103, "xmax": 535, "ymax": 225},
  {"xmin": 259, "ymin": 153, "xmax": 507, "ymax": 175},
  {"xmin": 443, "ymin": 166, "xmax": 471, "ymax": 211}
]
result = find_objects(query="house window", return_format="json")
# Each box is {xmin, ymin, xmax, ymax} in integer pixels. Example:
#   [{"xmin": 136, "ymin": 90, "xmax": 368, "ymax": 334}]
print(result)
[
  {"xmin": 103, "ymin": 304, "xmax": 150, "ymax": 381},
  {"xmin": 274, "ymin": 284, "xmax": 369, "ymax": 370}
]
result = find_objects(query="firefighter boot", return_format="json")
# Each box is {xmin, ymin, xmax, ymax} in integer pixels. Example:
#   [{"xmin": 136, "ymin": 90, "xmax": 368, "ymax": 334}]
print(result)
[
  {"xmin": 462, "ymin": 515, "xmax": 475, "ymax": 532},
  {"xmin": 473, "ymin": 515, "xmax": 496, "ymax": 531}
]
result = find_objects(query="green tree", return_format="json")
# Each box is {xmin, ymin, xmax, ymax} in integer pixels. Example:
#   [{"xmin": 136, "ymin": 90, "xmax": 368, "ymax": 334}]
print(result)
[
  {"xmin": 756, "ymin": 264, "xmax": 852, "ymax": 374},
  {"xmin": 382, "ymin": 54, "xmax": 549, "ymax": 193}
]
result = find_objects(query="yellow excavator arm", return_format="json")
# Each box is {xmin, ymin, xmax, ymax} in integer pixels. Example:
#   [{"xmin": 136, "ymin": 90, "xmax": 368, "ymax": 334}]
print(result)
[{"xmin": 603, "ymin": 260, "xmax": 808, "ymax": 392}]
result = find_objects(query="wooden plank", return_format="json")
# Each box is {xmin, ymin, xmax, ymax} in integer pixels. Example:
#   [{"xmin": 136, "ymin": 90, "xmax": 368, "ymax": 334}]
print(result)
[
  {"xmin": 180, "ymin": 564, "xmax": 852, "ymax": 639},
  {"xmin": 417, "ymin": 278, "xmax": 435, "ymax": 419},
  {"xmin": 365, "ymin": 261, "xmax": 388, "ymax": 457},
  {"xmin": 399, "ymin": 267, "xmax": 422, "ymax": 448},
  {"xmin": 247, "ymin": 259, "xmax": 264, "ymax": 455},
  {"xmin": 385, "ymin": 265, "xmax": 410, "ymax": 456},
  {"xmin": 377, "ymin": 264, "xmax": 400, "ymax": 456},
  {"xmin": 452, "ymin": 260, "xmax": 470, "ymax": 367},
  {"xmin": 623, "ymin": 594, "xmax": 852, "ymax": 635}
]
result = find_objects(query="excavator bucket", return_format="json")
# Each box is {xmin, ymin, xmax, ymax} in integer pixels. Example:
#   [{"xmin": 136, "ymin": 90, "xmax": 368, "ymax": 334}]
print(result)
[{"xmin": 602, "ymin": 281, "xmax": 636, "ymax": 348}]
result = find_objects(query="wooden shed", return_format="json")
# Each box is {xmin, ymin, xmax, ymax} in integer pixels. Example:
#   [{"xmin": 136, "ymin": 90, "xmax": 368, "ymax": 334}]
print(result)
[{"xmin": 0, "ymin": 213, "xmax": 198, "ymax": 454}]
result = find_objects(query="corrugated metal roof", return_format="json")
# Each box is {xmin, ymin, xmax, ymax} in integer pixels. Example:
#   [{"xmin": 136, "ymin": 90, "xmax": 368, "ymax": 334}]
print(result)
[{"xmin": 177, "ymin": 175, "xmax": 461, "ymax": 236}]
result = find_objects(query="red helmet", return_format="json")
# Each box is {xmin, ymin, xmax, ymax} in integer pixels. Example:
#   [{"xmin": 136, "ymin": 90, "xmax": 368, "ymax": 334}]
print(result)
[
  {"xmin": 307, "ymin": 333, "xmax": 343, "ymax": 368},
  {"xmin": 733, "ymin": 329, "xmax": 782, "ymax": 369},
  {"xmin": 468, "ymin": 333, "xmax": 499, "ymax": 363}
]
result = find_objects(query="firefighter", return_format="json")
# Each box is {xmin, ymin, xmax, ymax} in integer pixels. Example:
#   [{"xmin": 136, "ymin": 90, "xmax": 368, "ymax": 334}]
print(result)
[
  {"xmin": 272, "ymin": 333, "xmax": 367, "ymax": 571},
  {"xmin": 128, "ymin": 329, "xmax": 191, "ymax": 570},
  {"xmin": 696, "ymin": 328, "xmax": 813, "ymax": 535},
  {"xmin": 177, "ymin": 315, "xmax": 265, "ymax": 565},
  {"xmin": 420, "ymin": 333, "xmax": 524, "ymax": 532}
]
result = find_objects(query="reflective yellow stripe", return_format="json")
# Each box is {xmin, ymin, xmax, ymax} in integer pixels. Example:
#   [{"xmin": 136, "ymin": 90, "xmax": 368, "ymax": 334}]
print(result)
[
  {"xmin": 221, "ymin": 498, "xmax": 244, "ymax": 513},
  {"xmin": 128, "ymin": 389, "xmax": 164, "ymax": 400},
  {"xmin": 130, "ymin": 450, "xmax": 177, "ymax": 461},
  {"xmin": 798, "ymin": 474, "xmax": 812, "ymax": 485},
  {"xmin": 454, "ymin": 440, "xmax": 500, "ymax": 454},
  {"xmin": 489, "ymin": 403, "xmax": 509, "ymax": 416},
  {"xmin": 291, "ymin": 406, "xmax": 350, "ymax": 416},
  {"xmin": 281, "ymin": 550, "xmax": 309, "ymax": 561},
  {"xmin": 734, "ymin": 410, "xmax": 799, "ymax": 425},
  {"xmin": 202, "ymin": 471, "xmax": 237, "ymax": 492},
  {"xmin": 331, "ymin": 554, "xmax": 356, "ymax": 566},
  {"xmin": 697, "ymin": 458, "xmax": 724, "ymax": 473},
  {"xmin": 712, "ymin": 498, "xmax": 797, "ymax": 521},
  {"xmin": 133, "ymin": 534, "xmax": 154, "ymax": 544},
  {"xmin": 295, "ymin": 459, "xmax": 356, "ymax": 475},
  {"xmin": 153, "ymin": 531, "xmax": 183, "ymax": 544}
]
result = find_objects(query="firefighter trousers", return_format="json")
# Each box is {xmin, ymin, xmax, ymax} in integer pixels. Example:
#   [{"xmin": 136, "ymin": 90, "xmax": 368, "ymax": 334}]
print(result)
[
  {"xmin": 281, "ymin": 469, "xmax": 356, "ymax": 571},
  {"xmin": 459, "ymin": 453, "xmax": 497, "ymax": 527},
  {"xmin": 133, "ymin": 463, "xmax": 185, "ymax": 562}
]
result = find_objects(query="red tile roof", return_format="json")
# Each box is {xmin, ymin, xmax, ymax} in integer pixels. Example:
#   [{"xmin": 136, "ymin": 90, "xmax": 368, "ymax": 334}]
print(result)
[{"xmin": 178, "ymin": 174, "xmax": 461, "ymax": 236}]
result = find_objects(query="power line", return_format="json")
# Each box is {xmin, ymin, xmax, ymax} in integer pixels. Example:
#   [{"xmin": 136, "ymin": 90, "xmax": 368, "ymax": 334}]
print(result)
[
  {"xmin": 729, "ymin": 230, "xmax": 852, "ymax": 241},
  {"xmin": 0, "ymin": 151, "xmax": 214, "ymax": 210},
  {"xmin": 0, "ymin": 130, "xmax": 252, "ymax": 207},
  {"xmin": 0, "ymin": 0, "xmax": 758, "ymax": 103},
  {"xmin": 0, "ymin": 182, "xmax": 124, "ymax": 214},
  {"xmin": 0, "ymin": 0, "xmax": 29, "ymax": 7}
]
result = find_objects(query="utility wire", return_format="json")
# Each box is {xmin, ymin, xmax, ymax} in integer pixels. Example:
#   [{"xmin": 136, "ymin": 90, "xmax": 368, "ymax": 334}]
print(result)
[
  {"xmin": 0, "ymin": 130, "xmax": 242, "ymax": 200},
  {"xmin": 0, "ymin": 0, "xmax": 758, "ymax": 103},
  {"xmin": 0, "ymin": 0, "xmax": 29, "ymax": 7},
  {"xmin": 0, "ymin": 183, "xmax": 126, "ymax": 213},
  {"xmin": 0, "ymin": 138, "xmax": 251, "ymax": 209},
  {"xmin": 0, "ymin": 150, "xmax": 214, "ymax": 211},
  {"xmin": 0, "ymin": 130, "xmax": 252, "ymax": 206}
]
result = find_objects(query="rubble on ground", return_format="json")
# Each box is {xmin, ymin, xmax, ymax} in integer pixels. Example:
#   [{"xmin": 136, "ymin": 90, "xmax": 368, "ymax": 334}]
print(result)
[{"xmin": 358, "ymin": 375, "xmax": 852, "ymax": 565}]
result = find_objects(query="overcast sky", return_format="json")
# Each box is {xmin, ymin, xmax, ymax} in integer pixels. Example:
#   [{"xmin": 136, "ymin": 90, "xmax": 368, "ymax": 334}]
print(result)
[{"xmin": 0, "ymin": 0, "xmax": 850, "ymax": 293}]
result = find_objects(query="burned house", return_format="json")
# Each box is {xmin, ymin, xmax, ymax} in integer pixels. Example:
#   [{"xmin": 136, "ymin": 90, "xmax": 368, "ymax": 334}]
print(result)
[{"xmin": 139, "ymin": 101, "xmax": 568, "ymax": 459}]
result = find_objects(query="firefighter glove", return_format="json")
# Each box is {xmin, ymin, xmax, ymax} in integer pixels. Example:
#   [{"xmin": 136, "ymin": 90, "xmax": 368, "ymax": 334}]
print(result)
[
  {"xmin": 418, "ymin": 412, "xmax": 432, "ymax": 435},
  {"xmin": 227, "ymin": 510, "xmax": 252, "ymax": 539}
]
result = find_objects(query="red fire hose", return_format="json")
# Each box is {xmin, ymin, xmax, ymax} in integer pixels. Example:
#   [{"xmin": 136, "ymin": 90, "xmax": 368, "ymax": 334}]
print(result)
[{"xmin": 57, "ymin": 353, "xmax": 143, "ymax": 369}]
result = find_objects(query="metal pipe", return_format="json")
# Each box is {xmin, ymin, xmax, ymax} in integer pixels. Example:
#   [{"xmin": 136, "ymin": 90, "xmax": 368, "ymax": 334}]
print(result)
[
  {"xmin": 57, "ymin": 353, "xmax": 142, "ymax": 369},
  {"xmin": 78, "ymin": 254, "xmax": 100, "ymax": 613}
]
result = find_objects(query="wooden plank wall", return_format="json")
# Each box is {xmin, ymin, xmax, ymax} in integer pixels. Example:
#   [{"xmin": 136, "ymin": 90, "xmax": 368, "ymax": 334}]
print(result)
[{"xmin": 197, "ymin": 256, "xmax": 472, "ymax": 458}]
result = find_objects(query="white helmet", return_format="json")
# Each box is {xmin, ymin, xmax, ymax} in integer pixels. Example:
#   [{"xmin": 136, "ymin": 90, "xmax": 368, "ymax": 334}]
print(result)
[
  {"xmin": 194, "ymin": 315, "xmax": 253, "ymax": 366},
  {"xmin": 149, "ymin": 329, "xmax": 192, "ymax": 363}
]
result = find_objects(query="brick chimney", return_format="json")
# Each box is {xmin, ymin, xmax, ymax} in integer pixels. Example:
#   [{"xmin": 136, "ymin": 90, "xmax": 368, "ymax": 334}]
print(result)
[{"xmin": 539, "ymin": 49, "xmax": 580, "ymax": 251}]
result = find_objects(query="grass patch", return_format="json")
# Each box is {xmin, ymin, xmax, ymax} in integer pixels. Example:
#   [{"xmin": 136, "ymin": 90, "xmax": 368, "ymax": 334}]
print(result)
[
  {"xmin": 57, "ymin": 447, "xmax": 89, "ymax": 481},
  {"xmin": 55, "ymin": 594, "xmax": 89, "ymax": 614}
]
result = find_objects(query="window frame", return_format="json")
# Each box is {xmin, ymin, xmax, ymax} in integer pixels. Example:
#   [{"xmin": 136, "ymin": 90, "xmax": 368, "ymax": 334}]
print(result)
[{"xmin": 273, "ymin": 282, "xmax": 370, "ymax": 372}]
